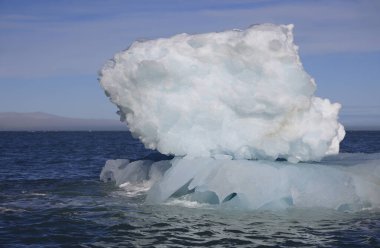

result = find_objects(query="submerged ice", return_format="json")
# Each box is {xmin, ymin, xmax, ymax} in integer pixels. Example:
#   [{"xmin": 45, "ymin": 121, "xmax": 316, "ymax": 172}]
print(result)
[
  {"xmin": 99, "ymin": 24, "xmax": 344, "ymax": 162},
  {"xmin": 100, "ymin": 154, "xmax": 380, "ymax": 210}
]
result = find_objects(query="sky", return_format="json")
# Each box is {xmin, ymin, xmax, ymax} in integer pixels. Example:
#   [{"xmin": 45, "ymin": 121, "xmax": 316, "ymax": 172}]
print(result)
[{"xmin": 0, "ymin": 0, "xmax": 379, "ymax": 129}]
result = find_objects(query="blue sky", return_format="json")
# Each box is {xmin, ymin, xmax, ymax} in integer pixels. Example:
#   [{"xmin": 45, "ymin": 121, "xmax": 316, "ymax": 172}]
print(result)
[{"xmin": 0, "ymin": 0, "xmax": 379, "ymax": 128}]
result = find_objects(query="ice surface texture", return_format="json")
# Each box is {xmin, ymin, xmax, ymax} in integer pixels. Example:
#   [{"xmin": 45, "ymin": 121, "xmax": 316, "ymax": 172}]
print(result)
[
  {"xmin": 99, "ymin": 24, "xmax": 344, "ymax": 162},
  {"xmin": 100, "ymin": 159, "xmax": 171, "ymax": 186}
]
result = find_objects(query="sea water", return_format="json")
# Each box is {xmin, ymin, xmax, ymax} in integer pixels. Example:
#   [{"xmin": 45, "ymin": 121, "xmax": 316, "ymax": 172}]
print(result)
[{"xmin": 0, "ymin": 131, "xmax": 379, "ymax": 247}]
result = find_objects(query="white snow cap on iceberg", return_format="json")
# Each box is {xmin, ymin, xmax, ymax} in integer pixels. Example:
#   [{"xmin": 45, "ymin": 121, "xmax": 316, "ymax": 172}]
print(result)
[{"xmin": 99, "ymin": 24, "xmax": 345, "ymax": 162}]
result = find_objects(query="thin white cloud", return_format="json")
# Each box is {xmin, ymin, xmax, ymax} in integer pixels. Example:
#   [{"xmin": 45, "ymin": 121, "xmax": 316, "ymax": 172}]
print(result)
[
  {"xmin": 0, "ymin": 0, "xmax": 379, "ymax": 78},
  {"xmin": 199, "ymin": 0, "xmax": 380, "ymax": 54}
]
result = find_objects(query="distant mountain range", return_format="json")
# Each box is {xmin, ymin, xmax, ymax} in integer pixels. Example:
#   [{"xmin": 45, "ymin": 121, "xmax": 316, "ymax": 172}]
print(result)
[
  {"xmin": 0, "ymin": 112, "xmax": 128, "ymax": 131},
  {"xmin": 1, "ymin": 111, "xmax": 379, "ymax": 131}
]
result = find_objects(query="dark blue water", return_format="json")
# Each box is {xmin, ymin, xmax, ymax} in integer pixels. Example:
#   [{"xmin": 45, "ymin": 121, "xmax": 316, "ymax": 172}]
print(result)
[{"xmin": 1, "ymin": 131, "xmax": 379, "ymax": 247}]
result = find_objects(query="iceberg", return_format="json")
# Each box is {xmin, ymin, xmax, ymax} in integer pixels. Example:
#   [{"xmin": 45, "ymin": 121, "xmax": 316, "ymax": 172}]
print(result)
[{"xmin": 97, "ymin": 24, "xmax": 378, "ymax": 211}]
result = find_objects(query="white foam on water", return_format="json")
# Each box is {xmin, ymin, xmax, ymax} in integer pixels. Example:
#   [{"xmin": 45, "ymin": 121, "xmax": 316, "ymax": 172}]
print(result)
[
  {"xmin": 118, "ymin": 182, "xmax": 153, "ymax": 197},
  {"xmin": 164, "ymin": 198, "xmax": 215, "ymax": 209}
]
